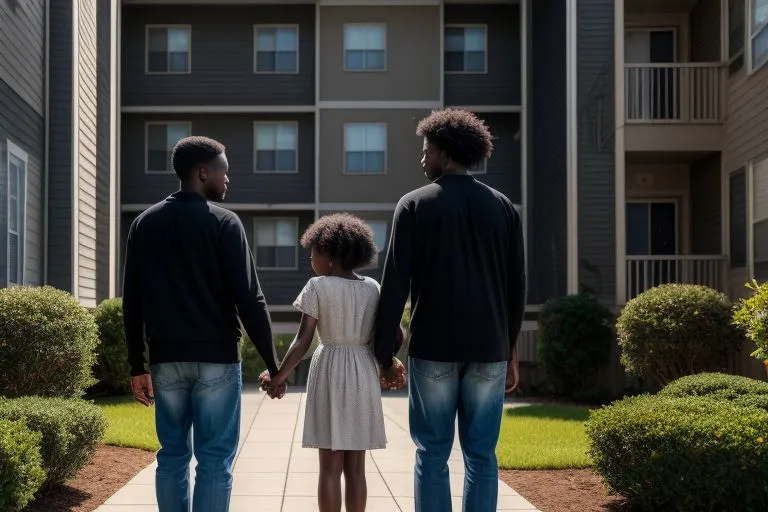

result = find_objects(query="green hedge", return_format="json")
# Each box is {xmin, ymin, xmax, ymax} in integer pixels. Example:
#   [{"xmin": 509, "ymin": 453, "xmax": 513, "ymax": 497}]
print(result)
[
  {"xmin": 0, "ymin": 397, "xmax": 107, "ymax": 488},
  {"xmin": 586, "ymin": 394, "xmax": 768, "ymax": 510},
  {"xmin": 660, "ymin": 372, "xmax": 768, "ymax": 399},
  {"xmin": 0, "ymin": 286, "xmax": 99, "ymax": 398},
  {"xmin": 0, "ymin": 419, "xmax": 45, "ymax": 511},
  {"xmin": 92, "ymin": 298, "xmax": 131, "ymax": 393}
]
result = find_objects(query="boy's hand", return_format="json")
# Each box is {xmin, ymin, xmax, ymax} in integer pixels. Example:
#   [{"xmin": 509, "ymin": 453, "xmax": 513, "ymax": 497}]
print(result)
[
  {"xmin": 267, "ymin": 380, "xmax": 287, "ymax": 399},
  {"xmin": 131, "ymin": 374, "xmax": 155, "ymax": 407}
]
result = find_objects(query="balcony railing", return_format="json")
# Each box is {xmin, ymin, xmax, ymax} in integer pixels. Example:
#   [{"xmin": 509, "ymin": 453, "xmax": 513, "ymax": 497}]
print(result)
[
  {"xmin": 624, "ymin": 63, "xmax": 723, "ymax": 123},
  {"xmin": 626, "ymin": 255, "xmax": 727, "ymax": 300}
]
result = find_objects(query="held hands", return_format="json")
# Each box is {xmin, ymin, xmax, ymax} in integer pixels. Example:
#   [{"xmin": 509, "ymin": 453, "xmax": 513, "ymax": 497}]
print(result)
[
  {"xmin": 379, "ymin": 357, "xmax": 407, "ymax": 391},
  {"xmin": 258, "ymin": 370, "xmax": 287, "ymax": 399}
]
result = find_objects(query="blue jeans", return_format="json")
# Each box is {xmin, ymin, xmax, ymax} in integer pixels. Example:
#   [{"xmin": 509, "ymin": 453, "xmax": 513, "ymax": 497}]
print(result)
[
  {"xmin": 408, "ymin": 357, "xmax": 507, "ymax": 512},
  {"xmin": 151, "ymin": 362, "xmax": 242, "ymax": 512}
]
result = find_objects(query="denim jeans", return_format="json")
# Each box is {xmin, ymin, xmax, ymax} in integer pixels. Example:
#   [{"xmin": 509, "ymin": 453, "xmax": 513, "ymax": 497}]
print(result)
[
  {"xmin": 151, "ymin": 362, "xmax": 242, "ymax": 512},
  {"xmin": 408, "ymin": 357, "xmax": 507, "ymax": 512}
]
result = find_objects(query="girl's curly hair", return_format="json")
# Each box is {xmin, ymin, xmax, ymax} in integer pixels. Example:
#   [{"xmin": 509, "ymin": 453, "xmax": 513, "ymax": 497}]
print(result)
[
  {"xmin": 300, "ymin": 213, "xmax": 377, "ymax": 270},
  {"xmin": 416, "ymin": 108, "xmax": 494, "ymax": 167}
]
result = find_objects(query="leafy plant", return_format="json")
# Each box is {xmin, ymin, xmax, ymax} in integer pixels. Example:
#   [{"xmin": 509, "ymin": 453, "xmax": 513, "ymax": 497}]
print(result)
[
  {"xmin": 733, "ymin": 279, "xmax": 768, "ymax": 364},
  {"xmin": 0, "ymin": 419, "xmax": 45, "ymax": 511},
  {"xmin": 92, "ymin": 298, "xmax": 131, "ymax": 393}
]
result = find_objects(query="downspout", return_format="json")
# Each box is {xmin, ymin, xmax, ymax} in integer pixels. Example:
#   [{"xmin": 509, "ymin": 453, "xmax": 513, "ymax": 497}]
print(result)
[{"xmin": 43, "ymin": 0, "xmax": 50, "ymax": 284}]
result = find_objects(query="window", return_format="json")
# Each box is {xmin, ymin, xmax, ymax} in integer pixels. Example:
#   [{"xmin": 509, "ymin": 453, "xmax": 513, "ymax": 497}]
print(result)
[
  {"xmin": 146, "ymin": 26, "xmax": 190, "ymax": 74},
  {"xmin": 344, "ymin": 24, "xmax": 386, "ymax": 71},
  {"xmin": 254, "ymin": 26, "xmax": 299, "ymax": 73},
  {"xmin": 254, "ymin": 123, "xmax": 298, "ymax": 173},
  {"xmin": 750, "ymin": 156, "xmax": 768, "ymax": 279},
  {"xmin": 729, "ymin": 0, "xmax": 745, "ymax": 74},
  {"xmin": 6, "ymin": 141, "xmax": 27, "ymax": 286},
  {"xmin": 749, "ymin": 0, "xmax": 768, "ymax": 71},
  {"xmin": 366, "ymin": 221, "xmax": 388, "ymax": 268},
  {"xmin": 445, "ymin": 26, "xmax": 487, "ymax": 73},
  {"xmin": 468, "ymin": 158, "xmax": 488, "ymax": 175},
  {"xmin": 344, "ymin": 124, "xmax": 386, "ymax": 174},
  {"xmin": 730, "ymin": 169, "xmax": 747, "ymax": 268},
  {"xmin": 146, "ymin": 122, "xmax": 192, "ymax": 173},
  {"xmin": 254, "ymin": 219, "xmax": 298, "ymax": 270}
]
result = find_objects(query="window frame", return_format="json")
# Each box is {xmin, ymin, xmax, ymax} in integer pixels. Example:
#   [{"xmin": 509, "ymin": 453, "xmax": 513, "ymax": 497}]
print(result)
[
  {"xmin": 747, "ymin": 0, "xmax": 768, "ymax": 73},
  {"xmin": 748, "ymin": 154, "xmax": 768, "ymax": 279},
  {"xmin": 253, "ymin": 121, "xmax": 299, "ymax": 174},
  {"xmin": 6, "ymin": 140, "xmax": 28, "ymax": 287},
  {"xmin": 342, "ymin": 23, "xmax": 387, "ymax": 73},
  {"xmin": 361, "ymin": 220, "xmax": 389, "ymax": 269},
  {"xmin": 144, "ymin": 121, "xmax": 193, "ymax": 175},
  {"xmin": 145, "ymin": 24, "xmax": 192, "ymax": 75},
  {"xmin": 253, "ymin": 24, "xmax": 300, "ymax": 75},
  {"xmin": 343, "ymin": 123, "xmax": 388, "ymax": 175},
  {"xmin": 253, "ymin": 217, "xmax": 300, "ymax": 271},
  {"xmin": 444, "ymin": 24, "xmax": 489, "ymax": 75}
]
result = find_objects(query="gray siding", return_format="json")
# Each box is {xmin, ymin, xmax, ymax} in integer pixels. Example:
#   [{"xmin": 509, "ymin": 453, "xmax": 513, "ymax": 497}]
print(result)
[
  {"xmin": 0, "ymin": 80, "xmax": 45, "ymax": 287},
  {"xmin": 121, "ymin": 5, "xmax": 315, "ymax": 106},
  {"xmin": 476, "ymin": 113, "xmax": 521, "ymax": 204},
  {"xmin": 121, "ymin": 113, "xmax": 315, "ymax": 205},
  {"xmin": 96, "ymin": 0, "xmax": 112, "ymax": 301},
  {"xmin": 528, "ymin": 0, "xmax": 567, "ymax": 304},
  {"xmin": 47, "ymin": 0, "xmax": 74, "ymax": 292},
  {"xmin": 691, "ymin": 0, "xmax": 721, "ymax": 62},
  {"xmin": 576, "ymin": 0, "xmax": 615, "ymax": 304},
  {"xmin": 443, "ymin": 4, "xmax": 521, "ymax": 106},
  {"xmin": 690, "ymin": 153, "xmax": 722, "ymax": 255},
  {"xmin": 0, "ymin": 0, "xmax": 45, "ymax": 115}
]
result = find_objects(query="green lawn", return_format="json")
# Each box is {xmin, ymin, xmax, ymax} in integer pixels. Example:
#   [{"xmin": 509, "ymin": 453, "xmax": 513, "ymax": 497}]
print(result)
[
  {"xmin": 96, "ymin": 395, "xmax": 159, "ymax": 452},
  {"xmin": 496, "ymin": 404, "xmax": 592, "ymax": 470}
]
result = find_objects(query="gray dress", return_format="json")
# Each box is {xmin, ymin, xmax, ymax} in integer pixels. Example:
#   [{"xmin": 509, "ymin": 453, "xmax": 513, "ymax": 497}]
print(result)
[{"xmin": 293, "ymin": 275, "xmax": 388, "ymax": 451}]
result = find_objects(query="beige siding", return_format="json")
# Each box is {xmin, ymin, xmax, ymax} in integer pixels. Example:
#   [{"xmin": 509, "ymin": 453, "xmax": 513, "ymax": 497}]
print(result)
[
  {"xmin": 318, "ymin": 108, "xmax": 430, "ymax": 203},
  {"xmin": 318, "ymin": 6, "xmax": 441, "ymax": 102},
  {"xmin": 77, "ymin": 1, "xmax": 99, "ymax": 306},
  {"xmin": 0, "ymin": 0, "xmax": 45, "ymax": 114},
  {"xmin": 724, "ymin": 66, "xmax": 768, "ymax": 171}
]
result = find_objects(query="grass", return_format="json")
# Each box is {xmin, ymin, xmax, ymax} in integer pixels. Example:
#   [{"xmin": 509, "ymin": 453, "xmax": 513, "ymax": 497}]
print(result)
[
  {"xmin": 96, "ymin": 395, "xmax": 159, "ymax": 452},
  {"xmin": 496, "ymin": 404, "xmax": 592, "ymax": 470}
]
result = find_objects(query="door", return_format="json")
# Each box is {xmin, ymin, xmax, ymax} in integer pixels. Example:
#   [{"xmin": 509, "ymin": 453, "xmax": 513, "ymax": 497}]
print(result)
[
  {"xmin": 626, "ymin": 201, "xmax": 678, "ymax": 295},
  {"xmin": 625, "ymin": 29, "xmax": 677, "ymax": 120}
]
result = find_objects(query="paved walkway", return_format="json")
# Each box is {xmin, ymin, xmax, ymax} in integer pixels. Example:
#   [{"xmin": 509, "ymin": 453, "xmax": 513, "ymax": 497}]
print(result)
[{"xmin": 96, "ymin": 389, "xmax": 540, "ymax": 511}]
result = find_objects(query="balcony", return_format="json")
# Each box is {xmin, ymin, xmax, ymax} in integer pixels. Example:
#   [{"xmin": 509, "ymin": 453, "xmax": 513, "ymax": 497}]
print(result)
[{"xmin": 626, "ymin": 255, "xmax": 727, "ymax": 300}]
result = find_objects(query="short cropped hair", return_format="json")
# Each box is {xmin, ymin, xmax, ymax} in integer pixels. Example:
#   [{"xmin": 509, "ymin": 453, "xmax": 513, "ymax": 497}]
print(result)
[
  {"xmin": 171, "ymin": 136, "xmax": 226, "ymax": 180},
  {"xmin": 416, "ymin": 108, "xmax": 493, "ymax": 168},
  {"xmin": 300, "ymin": 213, "xmax": 377, "ymax": 270}
]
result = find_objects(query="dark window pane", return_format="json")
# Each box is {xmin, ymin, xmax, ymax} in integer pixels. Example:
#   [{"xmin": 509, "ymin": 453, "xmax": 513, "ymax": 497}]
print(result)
[
  {"xmin": 753, "ymin": 27, "xmax": 768, "ymax": 69},
  {"xmin": 730, "ymin": 0, "xmax": 745, "ymax": 58},
  {"xmin": 256, "ymin": 150, "xmax": 276, "ymax": 171},
  {"xmin": 148, "ymin": 52, "xmax": 167, "ymax": 72},
  {"xmin": 465, "ymin": 51, "xmax": 485, "ymax": 72},
  {"xmin": 148, "ymin": 150, "xmax": 168, "ymax": 172},
  {"xmin": 754, "ymin": 219, "xmax": 768, "ymax": 268},
  {"xmin": 650, "ymin": 202, "xmax": 676, "ymax": 255},
  {"xmin": 730, "ymin": 170, "xmax": 747, "ymax": 268},
  {"xmin": 365, "ymin": 50, "xmax": 385, "ymax": 70},
  {"xmin": 168, "ymin": 52, "xmax": 188, "ymax": 72},
  {"xmin": 649, "ymin": 30, "xmax": 675, "ymax": 63},
  {"xmin": 275, "ymin": 51, "xmax": 297, "ymax": 72},
  {"xmin": 345, "ymin": 50, "xmax": 365, "ymax": 70},
  {"xmin": 365, "ymin": 151, "xmax": 385, "ymax": 172},
  {"xmin": 445, "ymin": 28, "xmax": 464, "ymax": 51},
  {"xmin": 275, "ymin": 247, "xmax": 296, "ymax": 268},
  {"xmin": 346, "ymin": 152, "xmax": 365, "ymax": 172},
  {"xmin": 148, "ymin": 125, "xmax": 167, "ymax": 151},
  {"xmin": 148, "ymin": 28, "xmax": 167, "ymax": 52},
  {"xmin": 256, "ymin": 247, "xmax": 276, "ymax": 268},
  {"xmin": 626, "ymin": 203, "xmax": 649, "ymax": 255},
  {"xmin": 445, "ymin": 51, "xmax": 464, "ymax": 72},
  {"xmin": 276, "ymin": 150, "xmax": 295, "ymax": 171},
  {"xmin": 256, "ymin": 51, "xmax": 276, "ymax": 72}
]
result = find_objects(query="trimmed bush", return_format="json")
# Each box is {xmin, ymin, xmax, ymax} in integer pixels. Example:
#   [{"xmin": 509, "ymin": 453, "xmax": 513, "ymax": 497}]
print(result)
[
  {"xmin": 0, "ymin": 419, "xmax": 45, "ymax": 511},
  {"xmin": 537, "ymin": 294, "xmax": 614, "ymax": 399},
  {"xmin": 0, "ymin": 397, "xmax": 107, "ymax": 488},
  {"xmin": 616, "ymin": 284, "xmax": 740, "ymax": 387},
  {"xmin": 586, "ymin": 394, "xmax": 768, "ymax": 510},
  {"xmin": 93, "ymin": 298, "xmax": 131, "ymax": 393},
  {"xmin": 660, "ymin": 372, "xmax": 768, "ymax": 399},
  {"xmin": 733, "ymin": 279, "xmax": 768, "ymax": 363},
  {"xmin": 0, "ymin": 286, "xmax": 100, "ymax": 398}
]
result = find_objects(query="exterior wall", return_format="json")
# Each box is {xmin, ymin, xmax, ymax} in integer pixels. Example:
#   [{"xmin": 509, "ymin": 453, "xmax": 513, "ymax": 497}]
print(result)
[
  {"xmin": 690, "ymin": 0, "xmax": 721, "ymax": 62},
  {"xmin": 96, "ymin": 0, "xmax": 112, "ymax": 300},
  {"xmin": 724, "ymin": 66, "xmax": 768, "ymax": 173},
  {"xmin": 318, "ymin": 6, "xmax": 440, "ymax": 102},
  {"xmin": 0, "ymin": 0, "xmax": 46, "ymax": 116},
  {"xmin": 690, "ymin": 153, "xmax": 722, "ymax": 255},
  {"xmin": 121, "ymin": 113, "xmax": 315, "ymax": 205},
  {"xmin": 443, "ymin": 4, "xmax": 521, "ymax": 106},
  {"xmin": 479, "ymin": 113, "xmax": 521, "ymax": 205},
  {"xmin": 121, "ymin": 5, "xmax": 315, "ymax": 106}
]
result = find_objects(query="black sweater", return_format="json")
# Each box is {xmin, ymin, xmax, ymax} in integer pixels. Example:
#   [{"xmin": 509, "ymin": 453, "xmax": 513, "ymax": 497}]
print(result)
[
  {"xmin": 123, "ymin": 191, "xmax": 279, "ymax": 377},
  {"xmin": 373, "ymin": 174, "xmax": 526, "ymax": 369}
]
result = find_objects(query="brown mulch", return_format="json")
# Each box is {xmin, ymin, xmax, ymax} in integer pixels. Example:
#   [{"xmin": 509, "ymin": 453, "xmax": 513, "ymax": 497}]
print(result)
[
  {"xmin": 25, "ymin": 445, "xmax": 156, "ymax": 512},
  {"xmin": 500, "ymin": 469, "xmax": 629, "ymax": 512}
]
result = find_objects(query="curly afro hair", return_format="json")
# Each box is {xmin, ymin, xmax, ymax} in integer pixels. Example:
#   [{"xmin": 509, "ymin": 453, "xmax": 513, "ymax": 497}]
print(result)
[
  {"xmin": 300, "ymin": 213, "xmax": 377, "ymax": 270},
  {"xmin": 416, "ymin": 108, "xmax": 493, "ymax": 168},
  {"xmin": 171, "ymin": 136, "xmax": 226, "ymax": 181}
]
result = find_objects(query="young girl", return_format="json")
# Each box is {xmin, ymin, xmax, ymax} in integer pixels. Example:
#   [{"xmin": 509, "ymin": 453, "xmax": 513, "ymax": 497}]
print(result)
[{"xmin": 261, "ymin": 213, "xmax": 403, "ymax": 512}]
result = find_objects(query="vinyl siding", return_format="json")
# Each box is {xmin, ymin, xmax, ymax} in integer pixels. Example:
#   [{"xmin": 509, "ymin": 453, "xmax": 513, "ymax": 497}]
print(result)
[
  {"xmin": 0, "ymin": 0, "xmax": 45, "ymax": 115},
  {"xmin": 724, "ymin": 66, "xmax": 768, "ymax": 172}
]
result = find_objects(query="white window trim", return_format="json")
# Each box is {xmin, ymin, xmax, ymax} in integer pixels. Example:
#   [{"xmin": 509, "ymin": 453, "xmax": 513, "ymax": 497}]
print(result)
[
  {"xmin": 343, "ymin": 123, "xmax": 388, "ymax": 175},
  {"xmin": 342, "ymin": 23, "xmax": 388, "ymax": 73},
  {"xmin": 361, "ymin": 220, "xmax": 388, "ymax": 270},
  {"xmin": 144, "ymin": 121, "xmax": 192, "ymax": 174},
  {"xmin": 253, "ymin": 121, "xmax": 299, "ymax": 174},
  {"xmin": 145, "ymin": 24, "xmax": 192, "ymax": 75},
  {"xmin": 747, "ymin": 154, "xmax": 768, "ymax": 278},
  {"xmin": 253, "ymin": 217, "xmax": 300, "ymax": 271},
  {"xmin": 747, "ymin": 0, "xmax": 768, "ymax": 73},
  {"xmin": 468, "ymin": 158, "xmax": 488, "ymax": 175},
  {"xmin": 444, "ymin": 24, "xmax": 489, "ymax": 75},
  {"xmin": 253, "ymin": 24, "xmax": 300, "ymax": 75},
  {"xmin": 6, "ymin": 140, "xmax": 28, "ymax": 287}
]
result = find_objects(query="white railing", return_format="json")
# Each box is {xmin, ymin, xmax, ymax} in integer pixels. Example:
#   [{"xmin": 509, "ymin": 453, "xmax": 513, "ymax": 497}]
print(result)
[
  {"xmin": 624, "ymin": 63, "xmax": 723, "ymax": 123},
  {"xmin": 626, "ymin": 255, "xmax": 727, "ymax": 300}
]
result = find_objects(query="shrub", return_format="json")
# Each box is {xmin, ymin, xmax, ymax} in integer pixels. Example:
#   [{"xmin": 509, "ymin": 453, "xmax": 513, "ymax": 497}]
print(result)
[
  {"xmin": 92, "ymin": 298, "xmax": 131, "ymax": 393},
  {"xmin": 537, "ymin": 294, "xmax": 614, "ymax": 399},
  {"xmin": 586, "ymin": 394, "xmax": 768, "ymax": 510},
  {"xmin": 0, "ymin": 396, "xmax": 107, "ymax": 488},
  {"xmin": 0, "ymin": 419, "xmax": 45, "ymax": 511},
  {"xmin": 0, "ymin": 286, "xmax": 100, "ymax": 398},
  {"xmin": 616, "ymin": 284, "xmax": 740, "ymax": 387},
  {"xmin": 733, "ymin": 279, "xmax": 768, "ymax": 363},
  {"xmin": 660, "ymin": 372, "xmax": 768, "ymax": 400}
]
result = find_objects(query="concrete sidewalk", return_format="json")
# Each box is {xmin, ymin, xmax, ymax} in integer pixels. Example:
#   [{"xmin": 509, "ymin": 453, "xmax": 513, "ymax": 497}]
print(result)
[{"xmin": 96, "ymin": 389, "xmax": 540, "ymax": 512}]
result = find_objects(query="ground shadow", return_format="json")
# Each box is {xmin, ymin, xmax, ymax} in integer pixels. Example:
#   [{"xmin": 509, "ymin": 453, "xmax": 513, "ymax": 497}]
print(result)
[
  {"xmin": 504, "ymin": 403, "xmax": 591, "ymax": 422},
  {"xmin": 25, "ymin": 485, "xmax": 90, "ymax": 512}
]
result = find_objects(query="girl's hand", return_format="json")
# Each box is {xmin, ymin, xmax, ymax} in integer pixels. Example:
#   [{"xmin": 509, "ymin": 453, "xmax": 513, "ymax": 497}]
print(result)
[{"xmin": 380, "ymin": 357, "xmax": 407, "ymax": 391}]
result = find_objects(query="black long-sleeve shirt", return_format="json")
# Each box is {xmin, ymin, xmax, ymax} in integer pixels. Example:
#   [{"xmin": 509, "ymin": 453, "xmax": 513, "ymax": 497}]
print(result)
[
  {"xmin": 374, "ymin": 174, "xmax": 526, "ymax": 369},
  {"xmin": 123, "ymin": 191, "xmax": 279, "ymax": 377}
]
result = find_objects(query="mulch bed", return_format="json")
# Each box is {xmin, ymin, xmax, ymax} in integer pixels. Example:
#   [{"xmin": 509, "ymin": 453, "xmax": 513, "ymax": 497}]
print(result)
[
  {"xmin": 500, "ymin": 469, "xmax": 629, "ymax": 512},
  {"xmin": 25, "ymin": 445, "xmax": 155, "ymax": 512}
]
